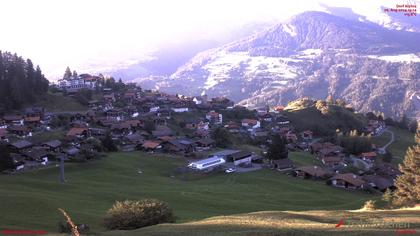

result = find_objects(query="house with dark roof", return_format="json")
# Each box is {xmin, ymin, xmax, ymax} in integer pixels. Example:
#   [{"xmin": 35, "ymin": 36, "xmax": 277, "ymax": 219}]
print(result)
[
  {"xmin": 9, "ymin": 140, "xmax": 33, "ymax": 152},
  {"xmin": 8, "ymin": 125, "xmax": 31, "ymax": 138},
  {"xmin": 362, "ymin": 175, "xmax": 395, "ymax": 192},
  {"xmin": 42, "ymin": 140, "xmax": 62, "ymax": 152},
  {"xmin": 293, "ymin": 165, "xmax": 333, "ymax": 179},
  {"xmin": 273, "ymin": 158, "xmax": 294, "ymax": 171},
  {"xmin": 66, "ymin": 127, "xmax": 89, "ymax": 139},
  {"xmin": 327, "ymin": 173, "xmax": 366, "ymax": 190},
  {"xmin": 23, "ymin": 149, "xmax": 49, "ymax": 165}
]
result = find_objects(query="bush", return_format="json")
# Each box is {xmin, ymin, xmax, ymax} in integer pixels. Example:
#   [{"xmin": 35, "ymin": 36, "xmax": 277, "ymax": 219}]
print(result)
[
  {"xmin": 361, "ymin": 200, "xmax": 376, "ymax": 211},
  {"xmin": 103, "ymin": 199, "xmax": 175, "ymax": 230}
]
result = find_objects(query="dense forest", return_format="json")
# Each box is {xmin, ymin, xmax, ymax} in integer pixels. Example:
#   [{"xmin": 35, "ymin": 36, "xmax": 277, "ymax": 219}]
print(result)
[{"xmin": 0, "ymin": 51, "xmax": 49, "ymax": 110}]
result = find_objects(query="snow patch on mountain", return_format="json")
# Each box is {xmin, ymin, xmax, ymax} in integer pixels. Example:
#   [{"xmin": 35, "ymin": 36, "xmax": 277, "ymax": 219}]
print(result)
[{"xmin": 367, "ymin": 54, "xmax": 420, "ymax": 62}]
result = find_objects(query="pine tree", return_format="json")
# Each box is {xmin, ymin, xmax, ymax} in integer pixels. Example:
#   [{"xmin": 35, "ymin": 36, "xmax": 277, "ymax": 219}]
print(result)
[
  {"xmin": 63, "ymin": 66, "xmax": 72, "ymax": 80},
  {"xmin": 392, "ymin": 122, "xmax": 420, "ymax": 207},
  {"xmin": 266, "ymin": 135, "xmax": 288, "ymax": 162}
]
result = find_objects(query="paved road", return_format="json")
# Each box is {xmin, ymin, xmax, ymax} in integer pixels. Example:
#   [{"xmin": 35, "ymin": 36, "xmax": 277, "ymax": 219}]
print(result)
[{"xmin": 377, "ymin": 129, "xmax": 395, "ymax": 154}]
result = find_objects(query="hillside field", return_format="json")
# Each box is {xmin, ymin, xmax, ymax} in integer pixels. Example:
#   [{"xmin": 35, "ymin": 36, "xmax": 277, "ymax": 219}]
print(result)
[{"xmin": 0, "ymin": 152, "xmax": 376, "ymax": 234}]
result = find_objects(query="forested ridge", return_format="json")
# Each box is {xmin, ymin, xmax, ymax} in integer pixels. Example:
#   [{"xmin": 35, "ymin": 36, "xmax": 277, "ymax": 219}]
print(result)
[{"xmin": 0, "ymin": 51, "xmax": 49, "ymax": 110}]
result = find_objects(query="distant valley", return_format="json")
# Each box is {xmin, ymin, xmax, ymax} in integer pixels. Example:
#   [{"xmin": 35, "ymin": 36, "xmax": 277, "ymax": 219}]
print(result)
[{"xmin": 134, "ymin": 11, "xmax": 420, "ymax": 119}]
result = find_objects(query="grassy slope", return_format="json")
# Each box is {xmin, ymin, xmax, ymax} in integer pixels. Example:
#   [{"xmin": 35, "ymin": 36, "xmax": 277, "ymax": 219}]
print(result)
[
  {"xmin": 0, "ymin": 152, "xmax": 375, "ymax": 233},
  {"xmin": 104, "ymin": 209, "xmax": 420, "ymax": 236},
  {"xmin": 33, "ymin": 93, "xmax": 88, "ymax": 112},
  {"xmin": 372, "ymin": 127, "xmax": 416, "ymax": 165},
  {"xmin": 289, "ymin": 151, "xmax": 322, "ymax": 166},
  {"xmin": 284, "ymin": 106, "xmax": 366, "ymax": 134},
  {"xmin": 387, "ymin": 127, "xmax": 416, "ymax": 158}
]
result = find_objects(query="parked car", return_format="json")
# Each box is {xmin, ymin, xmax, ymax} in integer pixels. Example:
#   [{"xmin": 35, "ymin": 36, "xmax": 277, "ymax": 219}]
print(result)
[{"xmin": 225, "ymin": 168, "xmax": 236, "ymax": 173}]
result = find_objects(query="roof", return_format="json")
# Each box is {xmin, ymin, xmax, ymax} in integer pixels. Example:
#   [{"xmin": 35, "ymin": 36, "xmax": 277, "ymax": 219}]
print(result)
[
  {"xmin": 330, "ymin": 173, "xmax": 365, "ymax": 187},
  {"xmin": 10, "ymin": 140, "xmax": 33, "ymax": 149},
  {"xmin": 190, "ymin": 156, "xmax": 225, "ymax": 165},
  {"xmin": 8, "ymin": 125, "xmax": 30, "ymax": 132},
  {"xmin": 211, "ymin": 149, "xmax": 241, "ymax": 157},
  {"xmin": 23, "ymin": 149, "xmax": 48, "ymax": 159},
  {"xmin": 273, "ymin": 158, "xmax": 294, "ymax": 168},
  {"xmin": 24, "ymin": 116, "xmax": 40, "ymax": 122},
  {"xmin": 158, "ymin": 136, "xmax": 174, "ymax": 142},
  {"xmin": 43, "ymin": 140, "xmax": 62, "ymax": 148},
  {"xmin": 322, "ymin": 156, "xmax": 343, "ymax": 163},
  {"xmin": 362, "ymin": 175, "xmax": 394, "ymax": 190},
  {"xmin": 361, "ymin": 152, "xmax": 377, "ymax": 158},
  {"xmin": 296, "ymin": 165, "xmax": 330, "ymax": 177},
  {"xmin": 66, "ymin": 127, "xmax": 88, "ymax": 137},
  {"xmin": 142, "ymin": 141, "xmax": 161, "ymax": 149}
]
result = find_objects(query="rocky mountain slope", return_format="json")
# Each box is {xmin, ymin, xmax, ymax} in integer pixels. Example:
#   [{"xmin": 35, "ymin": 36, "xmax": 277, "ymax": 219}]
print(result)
[{"xmin": 145, "ymin": 12, "xmax": 419, "ymax": 119}]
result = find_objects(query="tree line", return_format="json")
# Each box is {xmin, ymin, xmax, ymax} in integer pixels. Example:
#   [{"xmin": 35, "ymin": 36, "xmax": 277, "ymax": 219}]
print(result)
[{"xmin": 0, "ymin": 51, "xmax": 49, "ymax": 110}]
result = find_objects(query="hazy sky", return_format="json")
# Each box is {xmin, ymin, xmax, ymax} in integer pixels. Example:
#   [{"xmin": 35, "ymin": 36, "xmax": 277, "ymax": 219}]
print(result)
[{"xmin": 0, "ymin": 0, "xmax": 414, "ymax": 79}]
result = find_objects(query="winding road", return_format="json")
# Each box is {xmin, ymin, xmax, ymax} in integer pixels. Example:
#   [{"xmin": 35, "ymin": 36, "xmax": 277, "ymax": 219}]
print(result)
[{"xmin": 376, "ymin": 128, "xmax": 395, "ymax": 154}]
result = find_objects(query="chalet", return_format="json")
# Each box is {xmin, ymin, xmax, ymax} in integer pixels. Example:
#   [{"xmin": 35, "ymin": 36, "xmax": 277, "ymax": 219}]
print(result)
[
  {"xmin": 23, "ymin": 149, "xmax": 49, "ymax": 165},
  {"xmin": 111, "ymin": 123, "xmax": 131, "ymax": 134},
  {"xmin": 195, "ymin": 138, "xmax": 215, "ymax": 149},
  {"xmin": 224, "ymin": 121, "xmax": 240, "ymax": 133},
  {"xmin": 66, "ymin": 127, "xmax": 89, "ymax": 139},
  {"xmin": 273, "ymin": 158, "xmax": 294, "ymax": 171},
  {"xmin": 9, "ymin": 140, "xmax": 33, "ymax": 152},
  {"xmin": 301, "ymin": 130, "xmax": 313, "ymax": 140},
  {"xmin": 293, "ymin": 165, "xmax": 332, "ymax": 179},
  {"xmin": 24, "ymin": 107, "xmax": 45, "ymax": 119},
  {"xmin": 362, "ymin": 175, "xmax": 395, "ymax": 192},
  {"xmin": 164, "ymin": 139, "xmax": 195, "ymax": 154},
  {"xmin": 142, "ymin": 140, "xmax": 162, "ymax": 151},
  {"xmin": 327, "ymin": 173, "xmax": 366, "ymax": 190},
  {"xmin": 321, "ymin": 155, "xmax": 344, "ymax": 167},
  {"xmin": 374, "ymin": 162, "xmax": 401, "ymax": 180},
  {"xmin": 8, "ymin": 125, "xmax": 31, "ymax": 137},
  {"xmin": 359, "ymin": 152, "xmax": 377, "ymax": 163},
  {"xmin": 241, "ymin": 119, "xmax": 260, "ymax": 130},
  {"xmin": 42, "ymin": 140, "xmax": 62, "ymax": 152},
  {"xmin": 24, "ymin": 116, "xmax": 41, "ymax": 127},
  {"xmin": 124, "ymin": 133, "xmax": 145, "ymax": 145},
  {"xmin": 0, "ymin": 128, "xmax": 8, "ymax": 142},
  {"xmin": 206, "ymin": 111, "xmax": 223, "ymax": 125},
  {"xmin": 3, "ymin": 115, "xmax": 24, "ymax": 126}
]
